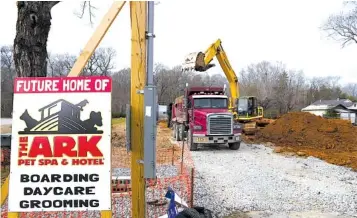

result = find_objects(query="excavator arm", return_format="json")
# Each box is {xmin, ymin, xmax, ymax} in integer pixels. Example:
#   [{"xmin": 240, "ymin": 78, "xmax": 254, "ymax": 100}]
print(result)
[
  {"xmin": 181, "ymin": 39, "xmax": 268, "ymax": 135},
  {"xmin": 182, "ymin": 39, "xmax": 239, "ymax": 109}
]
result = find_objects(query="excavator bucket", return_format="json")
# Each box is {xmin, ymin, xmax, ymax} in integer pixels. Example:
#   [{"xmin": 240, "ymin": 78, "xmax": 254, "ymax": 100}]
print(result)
[{"xmin": 181, "ymin": 52, "xmax": 215, "ymax": 72}]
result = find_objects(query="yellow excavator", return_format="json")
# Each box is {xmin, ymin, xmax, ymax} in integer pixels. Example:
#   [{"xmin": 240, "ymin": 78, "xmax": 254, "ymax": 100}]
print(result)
[{"xmin": 181, "ymin": 39, "xmax": 271, "ymax": 134}]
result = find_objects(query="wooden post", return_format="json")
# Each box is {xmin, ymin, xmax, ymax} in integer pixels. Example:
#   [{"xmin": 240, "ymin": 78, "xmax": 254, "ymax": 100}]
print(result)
[
  {"xmin": 181, "ymin": 136, "xmax": 185, "ymax": 174},
  {"xmin": 172, "ymin": 143, "xmax": 175, "ymax": 165},
  {"xmin": 130, "ymin": 2, "xmax": 147, "ymax": 218},
  {"xmin": 1, "ymin": 176, "xmax": 10, "ymax": 206},
  {"xmin": 7, "ymin": 213, "xmax": 19, "ymax": 218},
  {"xmin": 190, "ymin": 168, "xmax": 194, "ymax": 208},
  {"xmin": 4, "ymin": 175, "xmax": 19, "ymax": 218},
  {"xmin": 100, "ymin": 210, "xmax": 112, "ymax": 218}
]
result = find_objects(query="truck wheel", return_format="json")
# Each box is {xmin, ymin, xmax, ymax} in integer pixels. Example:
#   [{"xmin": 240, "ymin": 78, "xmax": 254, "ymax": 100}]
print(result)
[
  {"xmin": 228, "ymin": 142, "xmax": 241, "ymax": 150},
  {"xmin": 187, "ymin": 130, "xmax": 198, "ymax": 151},
  {"xmin": 177, "ymin": 124, "xmax": 183, "ymax": 141}
]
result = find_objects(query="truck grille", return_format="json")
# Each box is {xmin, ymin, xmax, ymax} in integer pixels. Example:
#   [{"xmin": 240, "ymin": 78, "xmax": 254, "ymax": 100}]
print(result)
[{"xmin": 208, "ymin": 114, "xmax": 232, "ymax": 135}]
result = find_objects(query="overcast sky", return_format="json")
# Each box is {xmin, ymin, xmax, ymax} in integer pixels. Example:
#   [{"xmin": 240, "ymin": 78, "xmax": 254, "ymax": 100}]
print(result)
[{"xmin": 1, "ymin": 0, "xmax": 356, "ymax": 84}]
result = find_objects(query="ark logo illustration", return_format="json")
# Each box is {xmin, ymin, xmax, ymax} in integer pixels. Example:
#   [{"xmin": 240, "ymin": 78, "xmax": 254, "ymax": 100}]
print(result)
[{"xmin": 18, "ymin": 99, "xmax": 103, "ymax": 135}]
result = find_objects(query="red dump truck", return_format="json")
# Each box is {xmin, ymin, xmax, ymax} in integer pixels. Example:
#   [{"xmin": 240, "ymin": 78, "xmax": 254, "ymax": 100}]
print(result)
[{"xmin": 170, "ymin": 86, "xmax": 242, "ymax": 151}]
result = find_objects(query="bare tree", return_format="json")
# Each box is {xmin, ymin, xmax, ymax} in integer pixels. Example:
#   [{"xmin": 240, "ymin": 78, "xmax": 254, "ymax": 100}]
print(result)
[
  {"xmin": 322, "ymin": 2, "xmax": 357, "ymax": 47},
  {"xmin": 1, "ymin": 46, "xmax": 16, "ymax": 117},
  {"xmin": 14, "ymin": 1, "xmax": 96, "ymax": 77},
  {"xmin": 47, "ymin": 47, "xmax": 116, "ymax": 77},
  {"xmin": 343, "ymin": 83, "xmax": 357, "ymax": 97},
  {"xmin": 82, "ymin": 47, "xmax": 116, "ymax": 76},
  {"xmin": 153, "ymin": 63, "xmax": 171, "ymax": 103},
  {"xmin": 48, "ymin": 53, "xmax": 76, "ymax": 77},
  {"xmin": 239, "ymin": 61, "xmax": 284, "ymax": 110},
  {"xmin": 14, "ymin": 1, "xmax": 60, "ymax": 77},
  {"xmin": 75, "ymin": 1, "xmax": 97, "ymax": 26},
  {"xmin": 111, "ymin": 68, "xmax": 130, "ymax": 114},
  {"xmin": 306, "ymin": 76, "xmax": 345, "ymax": 104},
  {"xmin": 96, "ymin": 47, "xmax": 116, "ymax": 76}
]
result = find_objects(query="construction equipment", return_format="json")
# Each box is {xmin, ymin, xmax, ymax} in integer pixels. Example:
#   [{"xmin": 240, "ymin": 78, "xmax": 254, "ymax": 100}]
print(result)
[
  {"xmin": 181, "ymin": 39, "xmax": 268, "ymax": 134},
  {"xmin": 171, "ymin": 86, "xmax": 242, "ymax": 151}
]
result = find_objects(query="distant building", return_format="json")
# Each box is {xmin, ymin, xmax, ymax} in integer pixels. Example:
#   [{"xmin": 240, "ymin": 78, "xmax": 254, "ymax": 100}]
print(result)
[
  {"xmin": 158, "ymin": 105, "xmax": 167, "ymax": 120},
  {"xmin": 301, "ymin": 99, "xmax": 357, "ymax": 124}
]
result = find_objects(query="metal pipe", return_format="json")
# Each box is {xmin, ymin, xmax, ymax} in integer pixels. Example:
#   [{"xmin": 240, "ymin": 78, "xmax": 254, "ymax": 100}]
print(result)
[{"xmin": 147, "ymin": 1, "xmax": 154, "ymax": 85}]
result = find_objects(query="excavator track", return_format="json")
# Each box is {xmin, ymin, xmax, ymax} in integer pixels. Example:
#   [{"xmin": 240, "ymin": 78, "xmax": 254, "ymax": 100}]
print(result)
[{"xmin": 242, "ymin": 121, "xmax": 257, "ymax": 135}]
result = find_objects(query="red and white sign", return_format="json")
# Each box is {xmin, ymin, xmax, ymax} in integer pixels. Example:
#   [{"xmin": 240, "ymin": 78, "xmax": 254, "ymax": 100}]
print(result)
[{"xmin": 8, "ymin": 76, "xmax": 112, "ymax": 212}]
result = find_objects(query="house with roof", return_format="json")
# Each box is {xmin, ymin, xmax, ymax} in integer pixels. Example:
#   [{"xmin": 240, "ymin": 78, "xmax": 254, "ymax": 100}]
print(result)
[
  {"xmin": 347, "ymin": 101, "xmax": 357, "ymax": 112},
  {"xmin": 301, "ymin": 98, "xmax": 357, "ymax": 125}
]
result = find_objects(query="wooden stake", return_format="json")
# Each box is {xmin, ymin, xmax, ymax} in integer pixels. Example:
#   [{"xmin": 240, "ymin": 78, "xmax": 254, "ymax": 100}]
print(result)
[{"xmin": 190, "ymin": 168, "xmax": 194, "ymax": 208}]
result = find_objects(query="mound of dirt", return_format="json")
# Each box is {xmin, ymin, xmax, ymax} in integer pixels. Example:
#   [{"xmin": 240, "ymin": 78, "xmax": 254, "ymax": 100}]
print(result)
[{"xmin": 257, "ymin": 112, "xmax": 357, "ymax": 169}]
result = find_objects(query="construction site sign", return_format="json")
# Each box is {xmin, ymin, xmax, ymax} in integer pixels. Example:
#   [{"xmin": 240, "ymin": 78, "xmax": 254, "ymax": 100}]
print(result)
[{"xmin": 8, "ymin": 76, "xmax": 112, "ymax": 212}]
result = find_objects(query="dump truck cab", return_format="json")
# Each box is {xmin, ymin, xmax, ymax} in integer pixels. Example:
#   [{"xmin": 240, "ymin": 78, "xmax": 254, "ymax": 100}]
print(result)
[{"xmin": 171, "ymin": 86, "xmax": 242, "ymax": 151}]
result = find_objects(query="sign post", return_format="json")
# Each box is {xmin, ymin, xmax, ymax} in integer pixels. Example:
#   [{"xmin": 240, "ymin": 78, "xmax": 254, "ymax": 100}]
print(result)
[
  {"xmin": 130, "ymin": 2, "xmax": 147, "ymax": 218},
  {"xmin": 7, "ymin": 76, "xmax": 112, "ymax": 215}
]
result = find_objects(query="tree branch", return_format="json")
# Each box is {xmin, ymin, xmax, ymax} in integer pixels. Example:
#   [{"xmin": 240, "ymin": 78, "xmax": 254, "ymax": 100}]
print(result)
[
  {"xmin": 75, "ymin": 1, "xmax": 97, "ymax": 26},
  {"xmin": 322, "ymin": 3, "xmax": 357, "ymax": 47}
]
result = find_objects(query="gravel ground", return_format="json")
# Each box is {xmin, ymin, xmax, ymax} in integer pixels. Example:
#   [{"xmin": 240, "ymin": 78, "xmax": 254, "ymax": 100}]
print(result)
[
  {"xmin": 113, "ymin": 165, "xmax": 178, "ymax": 178},
  {"xmin": 191, "ymin": 143, "xmax": 357, "ymax": 218},
  {"xmin": 1, "ymin": 165, "xmax": 181, "ymax": 218}
]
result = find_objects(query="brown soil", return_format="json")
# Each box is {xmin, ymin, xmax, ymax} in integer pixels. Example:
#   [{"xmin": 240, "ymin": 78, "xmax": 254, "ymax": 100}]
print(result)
[
  {"xmin": 255, "ymin": 112, "xmax": 357, "ymax": 170},
  {"xmin": 111, "ymin": 120, "xmax": 182, "ymax": 168}
]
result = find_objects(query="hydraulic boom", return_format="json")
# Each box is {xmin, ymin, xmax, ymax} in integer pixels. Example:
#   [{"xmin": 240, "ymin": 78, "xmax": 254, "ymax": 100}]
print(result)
[
  {"xmin": 181, "ymin": 39, "xmax": 267, "ymax": 134},
  {"xmin": 182, "ymin": 39, "xmax": 239, "ymax": 110}
]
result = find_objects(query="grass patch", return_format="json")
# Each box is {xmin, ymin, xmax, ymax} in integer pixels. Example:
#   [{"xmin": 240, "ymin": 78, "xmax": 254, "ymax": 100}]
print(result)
[{"xmin": 112, "ymin": 118, "xmax": 125, "ymax": 126}]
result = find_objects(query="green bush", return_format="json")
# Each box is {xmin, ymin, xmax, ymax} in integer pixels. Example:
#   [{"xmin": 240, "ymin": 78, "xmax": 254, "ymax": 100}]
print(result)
[
  {"xmin": 112, "ymin": 112, "xmax": 126, "ymax": 118},
  {"xmin": 325, "ymin": 109, "xmax": 339, "ymax": 118}
]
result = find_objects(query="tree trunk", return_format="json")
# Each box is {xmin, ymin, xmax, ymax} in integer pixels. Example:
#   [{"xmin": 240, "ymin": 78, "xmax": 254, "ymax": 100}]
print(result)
[{"xmin": 13, "ymin": 1, "xmax": 59, "ymax": 77}]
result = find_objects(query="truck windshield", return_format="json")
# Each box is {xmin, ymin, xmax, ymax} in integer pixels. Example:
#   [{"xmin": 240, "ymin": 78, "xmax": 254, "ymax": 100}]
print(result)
[{"xmin": 194, "ymin": 98, "xmax": 228, "ymax": 108}]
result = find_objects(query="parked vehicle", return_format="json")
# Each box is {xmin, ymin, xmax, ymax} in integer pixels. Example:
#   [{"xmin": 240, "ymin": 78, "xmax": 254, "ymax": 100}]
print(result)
[{"xmin": 171, "ymin": 86, "xmax": 242, "ymax": 151}]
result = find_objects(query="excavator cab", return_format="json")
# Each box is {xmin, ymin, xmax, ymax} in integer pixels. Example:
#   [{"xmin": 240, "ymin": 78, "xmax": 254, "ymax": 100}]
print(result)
[
  {"xmin": 237, "ymin": 96, "xmax": 259, "ymax": 118},
  {"xmin": 236, "ymin": 96, "xmax": 264, "ymax": 135}
]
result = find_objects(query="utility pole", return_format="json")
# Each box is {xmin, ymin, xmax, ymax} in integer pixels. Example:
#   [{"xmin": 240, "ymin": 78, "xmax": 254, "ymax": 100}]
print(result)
[
  {"xmin": 144, "ymin": 0, "xmax": 157, "ymax": 179},
  {"xmin": 130, "ymin": 2, "xmax": 147, "ymax": 218}
]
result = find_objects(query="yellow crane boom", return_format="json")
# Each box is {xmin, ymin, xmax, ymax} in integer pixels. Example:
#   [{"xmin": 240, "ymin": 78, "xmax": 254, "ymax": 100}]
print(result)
[
  {"xmin": 181, "ymin": 39, "xmax": 266, "ymax": 134},
  {"xmin": 182, "ymin": 39, "xmax": 239, "ymax": 110}
]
